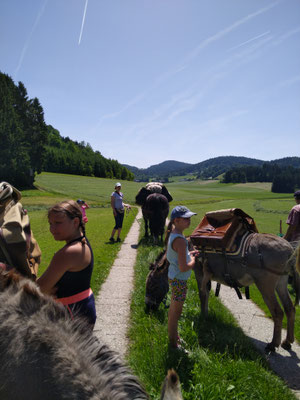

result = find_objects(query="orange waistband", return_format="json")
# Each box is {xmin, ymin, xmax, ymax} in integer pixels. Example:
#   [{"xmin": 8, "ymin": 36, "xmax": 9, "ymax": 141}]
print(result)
[{"xmin": 56, "ymin": 288, "xmax": 93, "ymax": 306}]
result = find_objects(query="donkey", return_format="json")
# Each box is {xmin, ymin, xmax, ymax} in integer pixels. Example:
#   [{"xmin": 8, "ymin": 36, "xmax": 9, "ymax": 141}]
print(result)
[
  {"xmin": 136, "ymin": 183, "xmax": 172, "ymax": 242},
  {"xmin": 142, "ymin": 193, "xmax": 169, "ymax": 242},
  {"xmin": 192, "ymin": 234, "xmax": 300, "ymax": 352},
  {"xmin": 0, "ymin": 270, "xmax": 183, "ymax": 400},
  {"xmin": 145, "ymin": 250, "xmax": 169, "ymax": 312}
]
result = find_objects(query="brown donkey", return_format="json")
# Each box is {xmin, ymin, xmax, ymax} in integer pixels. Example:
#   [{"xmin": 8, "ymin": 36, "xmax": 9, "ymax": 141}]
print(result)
[{"xmin": 193, "ymin": 233, "xmax": 299, "ymax": 352}]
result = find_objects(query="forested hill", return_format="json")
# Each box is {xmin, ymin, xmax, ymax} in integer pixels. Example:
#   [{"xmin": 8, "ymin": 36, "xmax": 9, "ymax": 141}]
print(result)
[
  {"xmin": 0, "ymin": 71, "xmax": 133, "ymax": 188},
  {"xmin": 124, "ymin": 155, "xmax": 300, "ymax": 193},
  {"xmin": 123, "ymin": 160, "xmax": 192, "ymax": 181},
  {"xmin": 125, "ymin": 156, "xmax": 299, "ymax": 180},
  {"xmin": 44, "ymin": 125, "xmax": 134, "ymax": 181}
]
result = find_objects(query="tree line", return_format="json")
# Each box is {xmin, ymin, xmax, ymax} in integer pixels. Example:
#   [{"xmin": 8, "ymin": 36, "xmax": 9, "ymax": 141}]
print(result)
[
  {"xmin": 44, "ymin": 125, "xmax": 133, "ymax": 180},
  {"xmin": 0, "ymin": 72, "xmax": 134, "ymax": 189},
  {"xmin": 222, "ymin": 163, "xmax": 300, "ymax": 193}
]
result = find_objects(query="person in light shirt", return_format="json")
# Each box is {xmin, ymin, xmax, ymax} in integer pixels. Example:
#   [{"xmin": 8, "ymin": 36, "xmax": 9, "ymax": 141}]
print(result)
[
  {"xmin": 109, "ymin": 183, "xmax": 131, "ymax": 243},
  {"xmin": 284, "ymin": 190, "xmax": 300, "ymax": 248}
]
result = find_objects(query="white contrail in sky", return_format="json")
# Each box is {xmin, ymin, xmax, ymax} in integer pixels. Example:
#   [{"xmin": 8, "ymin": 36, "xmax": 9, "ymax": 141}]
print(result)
[
  {"xmin": 78, "ymin": 0, "xmax": 88, "ymax": 45},
  {"xmin": 182, "ymin": 1, "xmax": 280, "ymax": 66},
  {"xmin": 14, "ymin": 0, "xmax": 48, "ymax": 79},
  {"xmin": 228, "ymin": 31, "xmax": 271, "ymax": 51}
]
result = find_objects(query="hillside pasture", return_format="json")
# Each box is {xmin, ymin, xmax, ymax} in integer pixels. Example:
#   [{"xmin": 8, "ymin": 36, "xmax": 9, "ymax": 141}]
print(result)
[{"xmin": 35, "ymin": 172, "xmax": 141, "ymax": 205}]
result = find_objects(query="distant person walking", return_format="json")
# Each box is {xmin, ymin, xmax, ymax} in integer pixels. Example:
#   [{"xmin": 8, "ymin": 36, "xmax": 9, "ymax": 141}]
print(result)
[
  {"xmin": 165, "ymin": 205, "xmax": 199, "ymax": 350},
  {"xmin": 284, "ymin": 190, "xmax": 300, "ymax": 248},
  {"xmin": 77, "ymin": 199, "xmax": 89, "ymax": 224},
  {"xmin": 37, "ymin": 200, "xmax": 96, "ymax": 330},
  {"xmin": 109, "ymin": 182, "xmax": 131, "ymax": 243}
]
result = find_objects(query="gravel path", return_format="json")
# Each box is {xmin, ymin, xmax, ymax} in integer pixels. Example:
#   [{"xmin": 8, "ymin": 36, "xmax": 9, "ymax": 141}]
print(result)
[
  {"xmin": 93, "ymin": 211, "xmax": 300, "ymax": 397},
  {"xmin": 93, "ymin": 209, "xmax": 142, "ymax": 358}
]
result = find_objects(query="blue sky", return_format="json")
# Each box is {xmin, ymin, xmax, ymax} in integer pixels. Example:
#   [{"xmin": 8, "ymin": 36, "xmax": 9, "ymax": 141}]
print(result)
[{"xmin": 1, "ymin": 0, "xmax": 300, "ymax": 168}]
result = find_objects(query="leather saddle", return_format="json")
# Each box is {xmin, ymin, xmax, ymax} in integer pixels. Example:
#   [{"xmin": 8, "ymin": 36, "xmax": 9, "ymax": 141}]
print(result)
[{"xmin": 190, "ymin": 208, "xmax": 258, "ymax": 253}]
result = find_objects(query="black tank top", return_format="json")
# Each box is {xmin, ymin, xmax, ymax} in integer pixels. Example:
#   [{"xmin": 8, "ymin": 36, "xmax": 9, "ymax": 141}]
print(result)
[{"xmin": 56, "ymin": 237, "xmax": 94, "ymax": 298}]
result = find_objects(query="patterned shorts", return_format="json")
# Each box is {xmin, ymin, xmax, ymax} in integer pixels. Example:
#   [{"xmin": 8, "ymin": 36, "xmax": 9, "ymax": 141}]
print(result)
[{"xmin": 168, "ymin": 278, "xmax": 188, "ymax": 302}]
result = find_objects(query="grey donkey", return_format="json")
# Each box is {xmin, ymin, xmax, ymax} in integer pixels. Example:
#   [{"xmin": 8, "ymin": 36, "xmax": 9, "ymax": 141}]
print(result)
[{"xmin": 0, "ymin": 269, "xmax": 183, "ymax": 399}]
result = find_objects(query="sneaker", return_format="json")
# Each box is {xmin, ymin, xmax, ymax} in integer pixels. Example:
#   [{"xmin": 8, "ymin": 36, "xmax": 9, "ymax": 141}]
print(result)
[
  {"xmin": 177, "ymin": 336, "xmax": 187, "ymax": 347},
  {"xmin": 175, "ymin": 343, "xmax": 189, "ymax": 354},
  {"xmin": 109, "ymin": 237, "xmax": 115, "ymax": 243},
  {"xmin": 116, "ymin": 237, "xmax": 121, "ymax": 242},
  {"xmin": 169, "ymin": 342, "xmax": 189, "ymax": 354}
]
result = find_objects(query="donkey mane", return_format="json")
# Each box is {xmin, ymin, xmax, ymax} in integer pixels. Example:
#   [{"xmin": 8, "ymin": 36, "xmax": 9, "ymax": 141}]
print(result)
[{"xmin": 0, "ymin": 270, "xmax": 148, "ymax": 400}]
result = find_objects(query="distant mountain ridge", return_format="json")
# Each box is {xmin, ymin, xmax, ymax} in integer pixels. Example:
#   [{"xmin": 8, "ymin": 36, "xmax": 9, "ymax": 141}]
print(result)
[
  {"xmin": 123, "ymin": 160, "xmax": 192, "ymax": 177},
  {"xmin": 123, "ymin": 156, "xmax": 300, "ymax": 180}
]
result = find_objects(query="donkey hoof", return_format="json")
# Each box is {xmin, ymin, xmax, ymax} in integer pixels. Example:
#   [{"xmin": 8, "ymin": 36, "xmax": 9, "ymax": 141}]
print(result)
[
  {"xmin": 265, "ymin": 343, "xmax": 276, "ymax": 353},
  {"xmin": 281, "ymin": 340, "xmax": 291, "ymax": 351}
]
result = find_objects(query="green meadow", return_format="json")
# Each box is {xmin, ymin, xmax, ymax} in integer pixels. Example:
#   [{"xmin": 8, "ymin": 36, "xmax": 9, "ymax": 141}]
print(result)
[{"xmin": 20, "ymin": 172, "xmax": 299, "ymax": 400}]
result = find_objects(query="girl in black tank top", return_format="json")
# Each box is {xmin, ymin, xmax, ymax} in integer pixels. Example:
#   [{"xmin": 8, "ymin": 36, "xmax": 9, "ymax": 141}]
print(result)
[{"xmin": 37, "ymin": 201, "xmax": 96, "ymax": 329}]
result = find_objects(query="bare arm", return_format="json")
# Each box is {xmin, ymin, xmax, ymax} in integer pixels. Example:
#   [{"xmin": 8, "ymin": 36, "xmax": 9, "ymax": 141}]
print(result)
[
  {"xmin": 37, "ymin": 244, "xmax": 91, "ymax": 295},
  {"xmin": 172, "ymin": 237, "xmax": 196, "ymax": 272},
  {"xmin": 37, "ymin": 251, "xmax": 70, "ymax": 295}
]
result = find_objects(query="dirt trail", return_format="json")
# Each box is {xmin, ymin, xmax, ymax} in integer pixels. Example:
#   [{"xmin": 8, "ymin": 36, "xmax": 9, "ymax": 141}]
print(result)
[
  {"xmin": 93, "ymin": 209, "xmax": 142, "ymax": 357},
  {"xmin": 93, "ymin": 211, "xmax": 300, "ymax": 397}
]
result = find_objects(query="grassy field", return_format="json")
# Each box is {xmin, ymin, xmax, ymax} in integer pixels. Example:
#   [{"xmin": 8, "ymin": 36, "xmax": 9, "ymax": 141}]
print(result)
[{"xmin": 19, "ymin": 172, "xmax": 299, "ymax": 399}]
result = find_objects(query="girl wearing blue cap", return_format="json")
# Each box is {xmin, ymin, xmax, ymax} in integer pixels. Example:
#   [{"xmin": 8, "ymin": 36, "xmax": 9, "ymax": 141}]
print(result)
[{"xmin": 165, "ymin": 206, "xmax": 199, "ymax": 350}]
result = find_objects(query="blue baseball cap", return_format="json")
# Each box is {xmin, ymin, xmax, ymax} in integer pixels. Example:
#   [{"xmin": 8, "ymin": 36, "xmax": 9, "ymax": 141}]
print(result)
[{"xmin": 170, "ymin": 206, "xmax": 197, "ymax": 220}]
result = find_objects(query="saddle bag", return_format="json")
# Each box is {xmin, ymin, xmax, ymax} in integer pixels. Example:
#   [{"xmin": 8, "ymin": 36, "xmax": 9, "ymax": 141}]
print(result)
[
  {"xmin": 0, "ymin": 182, "xmax": 41, "ymax": 279},
  {"xmin": 190, "ymin": 208, "xmax": 258, "ymax": 252}
]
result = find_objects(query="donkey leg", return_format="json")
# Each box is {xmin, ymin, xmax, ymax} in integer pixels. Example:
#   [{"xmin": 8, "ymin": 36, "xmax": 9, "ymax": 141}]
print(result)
[
  {"xmin": 255, "ymin": 277, "xmax": 284, "ymax": 352},
  {"xmin": 144, "ymin": 218, "xmax": 149, "ymax": 237},
  {"xmin": 276, "ymin": 275, "xmax": 295, "ymax": 350},
  {"xmin": 194, "ymin": 259, "xmax": 211, "ymax": 315}
]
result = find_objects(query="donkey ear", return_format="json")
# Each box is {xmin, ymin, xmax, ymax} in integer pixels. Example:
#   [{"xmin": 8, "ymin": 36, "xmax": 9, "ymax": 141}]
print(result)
[
  {"xmin": 161, "ymin": 186, "xmax": 173, "ymax": 202},
  {"xmin": 135, "ymin": 187, "xmax": 148, "ymax": 205}
]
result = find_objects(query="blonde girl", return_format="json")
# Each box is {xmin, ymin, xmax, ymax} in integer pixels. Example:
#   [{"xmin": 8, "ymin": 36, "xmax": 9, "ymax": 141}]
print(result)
[{"xmin": 165, "ymin": 206, "xmax": 199, "ymax": 349}]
